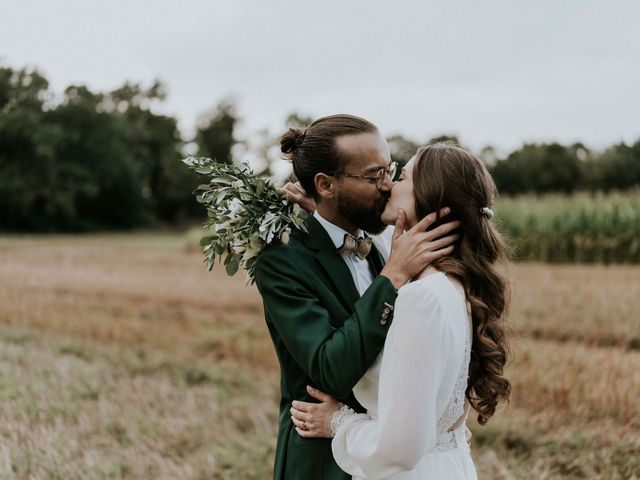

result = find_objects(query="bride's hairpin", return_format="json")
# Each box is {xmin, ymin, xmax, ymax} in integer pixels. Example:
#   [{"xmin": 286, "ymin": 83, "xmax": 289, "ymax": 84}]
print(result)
[{"xmin": 480, "ymin": 207, "xmax": 494, "ymax": 219}]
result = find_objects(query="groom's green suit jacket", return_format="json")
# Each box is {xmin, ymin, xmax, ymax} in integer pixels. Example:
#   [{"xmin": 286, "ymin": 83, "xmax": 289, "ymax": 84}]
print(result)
[{"xmin": 254, "ymin": 215, "xmax": 398, "ymax": 479}]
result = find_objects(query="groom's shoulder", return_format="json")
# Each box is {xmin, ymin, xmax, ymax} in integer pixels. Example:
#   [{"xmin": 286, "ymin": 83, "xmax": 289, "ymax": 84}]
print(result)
[{"xmin": 255, "ymin": 228, "xmax": 313, "ymax": 270}]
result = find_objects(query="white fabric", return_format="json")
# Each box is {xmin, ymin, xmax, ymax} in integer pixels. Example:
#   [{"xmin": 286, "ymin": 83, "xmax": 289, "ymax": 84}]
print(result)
[
  {"xmin": 313, "ymin": 211, "xmax": 375, "ymax": 296},
  {"xmin": 331, "ymin": 271, "xmax": 477, "ymax": 480},
  {"xmin": 370, "ymin": 225, "xmax": 393, "ymax": 262}
]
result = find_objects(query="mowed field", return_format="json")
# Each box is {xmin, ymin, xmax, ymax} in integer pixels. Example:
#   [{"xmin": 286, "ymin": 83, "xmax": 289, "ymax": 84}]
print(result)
[{"xmin": 0, "ymin": 233, "xmax": 638, "ymax": 479}]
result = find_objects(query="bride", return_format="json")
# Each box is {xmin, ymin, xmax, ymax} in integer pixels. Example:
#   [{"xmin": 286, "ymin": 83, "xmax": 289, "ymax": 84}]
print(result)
[{"xmin": 289, "ymin": 143, "xmax": 511, "ymax": 479}]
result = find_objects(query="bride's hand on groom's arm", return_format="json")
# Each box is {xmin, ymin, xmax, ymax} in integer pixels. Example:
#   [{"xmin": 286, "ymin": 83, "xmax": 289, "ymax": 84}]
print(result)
[
  {"xmin": 381, "ymin": 208, "xmax": 462, "ymax": 289},
  {"xmin": 290, "ymin": 385, "xmax": 340, "ymax": 439}
]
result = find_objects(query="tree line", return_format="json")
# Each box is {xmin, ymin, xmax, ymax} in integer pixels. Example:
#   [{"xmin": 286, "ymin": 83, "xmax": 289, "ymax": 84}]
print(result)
[
  {"xmin": 387, "ymin": 136, "xmax": 640, "ymax": 195},
  {"xmin": 0, "ymin": 66, "xmax": 234, "ymax": 231},
  {"xmin": 1, "ymin": 65, "xmax": 638, "ymax": 232}
]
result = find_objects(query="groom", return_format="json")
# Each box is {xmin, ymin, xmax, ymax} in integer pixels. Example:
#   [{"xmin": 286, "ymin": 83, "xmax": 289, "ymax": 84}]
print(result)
[{"xmin": 254, "ymin": 114, "xmax": 458, "ymax": 479}]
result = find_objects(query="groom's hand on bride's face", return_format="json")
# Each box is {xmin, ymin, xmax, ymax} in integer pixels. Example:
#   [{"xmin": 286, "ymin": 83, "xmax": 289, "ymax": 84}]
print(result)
[{"xmin": 381, "ymin": 208, "xmax": 461, "ymax": 289}]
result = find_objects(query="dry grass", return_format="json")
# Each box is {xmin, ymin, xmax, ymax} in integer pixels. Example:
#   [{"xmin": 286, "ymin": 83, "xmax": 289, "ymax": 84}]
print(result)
[
  {"xmin": 0, "ymin": 233, "xmax": 638, "ymax": 479},
  {"xmin": 508, "ymin": 263, "xmax": 640, "ymax": 350}
]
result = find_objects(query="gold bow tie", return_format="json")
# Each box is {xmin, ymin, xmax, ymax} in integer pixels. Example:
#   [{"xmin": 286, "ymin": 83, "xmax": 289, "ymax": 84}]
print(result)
[{"xmin": 337, "ymin": 234, "xmax": 372, "ymax": 260}]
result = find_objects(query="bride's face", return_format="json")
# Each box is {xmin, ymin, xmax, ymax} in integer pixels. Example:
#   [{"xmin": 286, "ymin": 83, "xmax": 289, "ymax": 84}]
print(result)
[{"xmin": 381, "ymin": 155, "xmax": 418, "ymax": 229}]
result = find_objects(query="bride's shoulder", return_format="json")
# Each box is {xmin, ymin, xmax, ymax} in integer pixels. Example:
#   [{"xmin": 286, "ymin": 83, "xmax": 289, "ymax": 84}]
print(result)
[
  {"xmin": 396, "ymin": 272, "xmax": 449, "ymax": 312},
  {"xmin": 392, "ymin": 277, "xmax": 451, "ymax": 340},
  {"xmin": 400, "ymin": 270, "xmax": 449, "ymax": 292}
]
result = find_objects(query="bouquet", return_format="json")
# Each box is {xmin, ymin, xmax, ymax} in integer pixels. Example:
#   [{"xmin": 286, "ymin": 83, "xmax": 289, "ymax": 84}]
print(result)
[{"xmin": 182, "ymin": 156, "xmax": 308, "ymax": 282}]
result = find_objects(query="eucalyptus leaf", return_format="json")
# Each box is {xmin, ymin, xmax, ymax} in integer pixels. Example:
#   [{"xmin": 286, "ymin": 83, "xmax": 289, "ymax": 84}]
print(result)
[
  {"xmin": 225, "ymin": 257, "xmax": 239, "ymax": 276},
  {"xmin": 211, "ymin": 176, "xmax": 234, "ymax": 185}
]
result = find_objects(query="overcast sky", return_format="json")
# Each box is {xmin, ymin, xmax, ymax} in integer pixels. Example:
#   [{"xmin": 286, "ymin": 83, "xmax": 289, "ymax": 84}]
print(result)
[{"xmin": 3, "ymin": 0, "xmax": 639, "ymax": 154}]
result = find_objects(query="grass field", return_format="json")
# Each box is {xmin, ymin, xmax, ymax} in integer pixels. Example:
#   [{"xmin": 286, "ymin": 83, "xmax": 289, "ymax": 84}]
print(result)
[{"xmin": 0, "ymin": 233, "xmax": 638, "ymax": 479}]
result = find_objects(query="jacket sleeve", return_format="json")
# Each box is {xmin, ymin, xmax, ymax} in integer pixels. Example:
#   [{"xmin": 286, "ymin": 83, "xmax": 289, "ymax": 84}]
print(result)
[{"xmin": 254, "ymin": 249, "xmax": 397, "ymax": 399}]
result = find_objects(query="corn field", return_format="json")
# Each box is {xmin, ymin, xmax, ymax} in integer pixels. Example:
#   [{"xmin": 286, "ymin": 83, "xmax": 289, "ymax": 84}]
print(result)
[{"xmin": 495, "ymin": 190, "xmax": 640, "ymax": 263}]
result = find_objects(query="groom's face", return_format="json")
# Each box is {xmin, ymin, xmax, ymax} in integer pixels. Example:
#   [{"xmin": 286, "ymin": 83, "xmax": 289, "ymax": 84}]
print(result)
[{"xmin": 333, "ymin": 132, "xmax": 393, "ymax": 235}]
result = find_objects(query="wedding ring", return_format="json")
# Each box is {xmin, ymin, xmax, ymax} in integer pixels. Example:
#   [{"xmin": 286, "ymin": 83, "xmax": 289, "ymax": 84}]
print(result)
[{"xmin": 301, "ymin": 421, "xmax": 308, "ymax": 431}]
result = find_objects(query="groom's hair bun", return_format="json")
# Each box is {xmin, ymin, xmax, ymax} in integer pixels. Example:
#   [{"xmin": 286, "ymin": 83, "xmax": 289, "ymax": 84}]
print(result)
[
  {"xmin": 280, "ymin": 128, "xmax": 306, "ymax": 158},
  {"xmin": 279, "ymin": 114, "xmax": 378, "ymax": 201}
]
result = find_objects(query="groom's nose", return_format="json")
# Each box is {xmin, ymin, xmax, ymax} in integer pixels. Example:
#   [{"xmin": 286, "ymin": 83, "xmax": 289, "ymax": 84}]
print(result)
[{"xmin": 379, "ymin": 174, "xmax": 394, "ymax": 192}]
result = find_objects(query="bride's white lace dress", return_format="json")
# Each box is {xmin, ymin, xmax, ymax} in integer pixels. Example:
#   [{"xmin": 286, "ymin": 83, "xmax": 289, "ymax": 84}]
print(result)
[{"xmin": 331, "ymin": 270, "xmax": 478, "ymax": 479}]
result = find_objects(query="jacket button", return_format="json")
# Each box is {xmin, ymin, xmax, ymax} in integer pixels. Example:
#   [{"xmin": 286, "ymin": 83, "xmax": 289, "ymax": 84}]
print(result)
[{"xmin": 380, "ymin": 316, "xmax": 388, "ymax": 326}]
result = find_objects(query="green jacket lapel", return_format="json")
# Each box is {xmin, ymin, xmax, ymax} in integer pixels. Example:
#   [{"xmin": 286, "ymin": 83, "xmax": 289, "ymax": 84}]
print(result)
[{"xmin": 303, "ymin": 216, "xmax": 361, "ymax": 310}]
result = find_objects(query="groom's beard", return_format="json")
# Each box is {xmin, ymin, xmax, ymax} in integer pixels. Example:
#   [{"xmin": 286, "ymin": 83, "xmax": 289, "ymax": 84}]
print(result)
[{"xmin": 336, "ymin": 190, "xmax": 390, "ymax": 235}]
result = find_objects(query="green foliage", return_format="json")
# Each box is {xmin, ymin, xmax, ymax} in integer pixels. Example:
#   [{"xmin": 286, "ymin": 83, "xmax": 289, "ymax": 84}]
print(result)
[
  {"xmin": 46, "ymin": 85, "xmax": 148, "ymax": 229},
  {"xmin": 582, "ymin": 141, "xmax": 640, "ymax": 192},
  {"xmin": 195, "ymin": 100, "xmax": 237, "ymax": 165},
  {"xmin": 496, "ymin": 191, "xmax": 640, "ymax": 263},
  {"xmin": 2, "ymin": 62, "xmax": 639, "ymax": 233},
  {"xmin": 427, "ymin": 134, "xmax": 461, "ymax": 145},
  {"xmin": 386, "ymin": 135, "xmax": 420, "ymax": 167},
  {"xmin": 491, "ymin": 143, "xmax": 584, "ymax": 194},
  {"xmin": 0, "ymin": 65, "xmax": 205, "ymax": 231},
  {"xmin": 0, "ymin": 67, "xmax": 59, "ymax": 230},
  {"xmin": 386, "ymin": 134, "xmax": 462, "ymax": 168},
  {"xmin": 182, "ymin": 157, "xmax": 308, "ymax": 281},
  {"xmin": 285, "ymin": 112, "xmax": 313, "ymax": 129}
]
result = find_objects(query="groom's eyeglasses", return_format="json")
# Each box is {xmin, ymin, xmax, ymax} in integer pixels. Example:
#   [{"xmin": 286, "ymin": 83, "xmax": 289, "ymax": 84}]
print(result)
[{"xmin": 330, "ymin": 161, "xmax": 398, "ymax": 191}]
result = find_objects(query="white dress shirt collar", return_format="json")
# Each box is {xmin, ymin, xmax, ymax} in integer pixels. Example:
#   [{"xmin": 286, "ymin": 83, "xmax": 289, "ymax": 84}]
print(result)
[{"xmin": 313, "ymin": 211, "xmax": 365, "ymax": 249}]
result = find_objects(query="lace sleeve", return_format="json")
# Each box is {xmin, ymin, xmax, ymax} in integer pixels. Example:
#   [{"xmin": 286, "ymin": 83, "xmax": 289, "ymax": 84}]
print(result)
[{"xmin": 330, "ymin": 404, "xmax": 356, "ymax": 438}]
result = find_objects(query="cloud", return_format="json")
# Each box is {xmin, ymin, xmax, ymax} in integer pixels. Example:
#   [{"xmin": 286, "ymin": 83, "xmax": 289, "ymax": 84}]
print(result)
[{"xmin": 2, "ymin": 0, "xmax": 638, "ymax": 150}]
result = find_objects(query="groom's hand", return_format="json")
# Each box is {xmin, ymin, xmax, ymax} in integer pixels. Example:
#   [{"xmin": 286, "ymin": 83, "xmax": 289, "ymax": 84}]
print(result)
[
  {"xmin": 380, "ymin": 208, "xmax": 461, "ymax": 289},
  {"xmin": 290, "ymin": 386, "xmax": 341, "ymax": 439}
]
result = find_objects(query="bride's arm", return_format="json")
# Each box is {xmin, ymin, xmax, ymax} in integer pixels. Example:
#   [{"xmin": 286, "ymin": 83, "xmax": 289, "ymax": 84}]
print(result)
[{"xmin": 330, "ymin": 283, "xmax": 449, "ymax": 479}]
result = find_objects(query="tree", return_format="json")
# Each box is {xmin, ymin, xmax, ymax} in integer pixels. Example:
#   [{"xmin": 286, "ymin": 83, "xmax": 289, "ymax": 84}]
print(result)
[
  {"xmin": 427, "ymin": 134, "xmax": 461, "ymax": 146},
  {"xmin": 479, "ymin": 145, "xmax": 499, "ymax": 167},
  {"xmin": 0, "ymin": 65, "xmax": 199, "ymax": 231},
  {"xmin": 585, "ymin": 142, "xmax": 640, "ymax": 191},
  {"xmin": 104, "ymin": 81, "xmax": 199, "ymax": 223},
  {"xmin": 195, "ymin": 100, "xmax": 237, "ymax": 164},
  {"xmin": 386, "ymin": 134, "xmax": 420, "ymax": 167},
  {"xmin": 491, "ymin": 143, "xmax": 582, "ymax": 195},
  {"xmin": 0, "ymin": 66, "xmax": 62, "ymax": 230},
  {"xmin": 48, "ymin": 84, "xmax": 147, "ymax": 229},
  {"xmin": 285, "ymin": 112, "xmax": 313, "ymax": 129}
]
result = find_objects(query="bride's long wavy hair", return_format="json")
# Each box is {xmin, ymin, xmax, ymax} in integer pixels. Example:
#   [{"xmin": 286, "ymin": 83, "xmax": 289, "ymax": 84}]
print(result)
[{"xmin": 412, "ymin": 142, "xmax": 511, "ymax": 425}]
